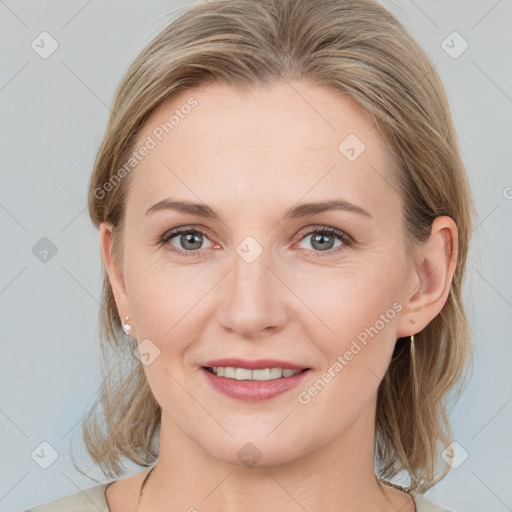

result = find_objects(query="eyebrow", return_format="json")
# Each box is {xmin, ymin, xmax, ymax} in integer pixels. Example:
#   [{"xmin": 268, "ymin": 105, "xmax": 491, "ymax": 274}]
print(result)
[{"xmin": 145, "ymin": 197, "xmax": 372, "ymax": 220}]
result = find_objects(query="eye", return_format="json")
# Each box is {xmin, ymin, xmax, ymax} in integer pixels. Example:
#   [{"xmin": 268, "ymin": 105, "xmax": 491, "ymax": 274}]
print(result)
[
  {"xmin": 159, "ymin": 225, "xmax": 353, "ymax": 258},
  {"xmin": 295, "ymin": 226, "xmax": 352, "ymax": 256},
  {"xmin": 160, "ymin": 226, "xmax": 215, "ymax": 257}
]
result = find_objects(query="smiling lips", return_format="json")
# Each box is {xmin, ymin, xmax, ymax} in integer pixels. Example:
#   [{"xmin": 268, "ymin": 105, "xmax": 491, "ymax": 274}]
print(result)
[
  {"xmin": 202, "ymin": 358, "xmax": 309, "ymax": 371},
  {"xmin": 201, "ymin": 358, "xmax": 311, "ymax": 400},
  {"xmin": 202, "ymin": 358, "xmax": 309, "ymax": 382},
  {"xmin": 206, "ymin": 366, "xmax": 303, "ymax": 380}
]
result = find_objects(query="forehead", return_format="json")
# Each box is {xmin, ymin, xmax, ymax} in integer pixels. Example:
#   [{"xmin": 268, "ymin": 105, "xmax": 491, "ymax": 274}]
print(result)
[{"xmin": 127, "ymin": 80, "xmax": 401, "ymax": 220}]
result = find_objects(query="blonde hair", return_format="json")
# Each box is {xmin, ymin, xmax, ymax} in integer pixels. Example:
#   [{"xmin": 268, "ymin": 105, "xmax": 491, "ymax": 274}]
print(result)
[{"xmin": 81, "ymin": 0, "xmax": 476, "ymax": 493}]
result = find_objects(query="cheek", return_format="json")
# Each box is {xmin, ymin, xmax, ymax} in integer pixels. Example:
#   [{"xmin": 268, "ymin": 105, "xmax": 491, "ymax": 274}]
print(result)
[
  {"xmin": 124, "ymin": 255, "xmax": 221, "ymax": 372},
  {"xmin": 293, "ymin": 260, "xmax": 401, "ymax": 335},
  {"xmin": 129, "ymin": 275, "xmax": 203, "ymax": 340},
  {"xmin": 123, "ymin": 241, "xmax": 198, "ymax": 328},
  {"xmin": 289, "ymin": 257, "xmax": 403, "ymax": 393},
  {"xmin": 127, "ymin": 266, "xmax": 206, "ymax": 408}
]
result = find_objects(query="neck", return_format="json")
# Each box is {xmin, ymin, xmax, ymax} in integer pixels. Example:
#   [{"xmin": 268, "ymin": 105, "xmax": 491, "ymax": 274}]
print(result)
[{"xmin": 138, "ymin": 398, "xmax": 413, "ymax": 512}]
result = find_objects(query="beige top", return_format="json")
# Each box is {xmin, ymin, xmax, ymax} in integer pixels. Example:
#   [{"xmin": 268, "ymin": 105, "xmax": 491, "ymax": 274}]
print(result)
[{"xmin": 25, "ymin": 481, "xmax": 452, "ymax": 512}]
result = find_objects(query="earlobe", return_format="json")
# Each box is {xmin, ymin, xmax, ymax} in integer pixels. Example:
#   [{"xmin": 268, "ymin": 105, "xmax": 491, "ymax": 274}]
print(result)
[{"xmin": 396, "ymin": 216, "xmax": 458, "ymax": 337}]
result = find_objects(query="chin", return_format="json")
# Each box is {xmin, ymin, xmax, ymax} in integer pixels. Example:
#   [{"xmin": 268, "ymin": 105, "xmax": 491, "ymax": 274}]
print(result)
[{"xmin": 200, "ymin": 432, "xmax": 307, "ymax": 468}]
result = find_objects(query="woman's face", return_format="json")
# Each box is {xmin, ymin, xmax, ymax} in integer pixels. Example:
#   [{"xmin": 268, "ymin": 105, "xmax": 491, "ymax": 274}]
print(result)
[{"xmin": 103, "ymin": 80, "xmax": 421, "ymax": 466}]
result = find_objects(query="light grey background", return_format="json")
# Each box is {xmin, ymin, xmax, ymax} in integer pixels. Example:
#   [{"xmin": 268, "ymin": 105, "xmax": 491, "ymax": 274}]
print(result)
[{"xmin": 1, "ymin": 1, "xmax": 511, "ymax": 511}]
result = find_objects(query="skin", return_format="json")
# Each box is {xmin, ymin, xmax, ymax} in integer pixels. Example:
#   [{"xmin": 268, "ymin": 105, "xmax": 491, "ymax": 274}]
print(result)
[{"xmin": 100, "ymin": 80, "xmax": 458, "ymax": 512}]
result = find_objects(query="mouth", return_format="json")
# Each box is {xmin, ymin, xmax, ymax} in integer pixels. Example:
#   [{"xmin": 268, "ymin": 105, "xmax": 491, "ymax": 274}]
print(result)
[
  {"xmin": 203, "ymin": 366, "xmax": 311, "ymax": 381},
  {"xmin": 201, "ymin": 365, "xmax": 312, "ymax": 401}
]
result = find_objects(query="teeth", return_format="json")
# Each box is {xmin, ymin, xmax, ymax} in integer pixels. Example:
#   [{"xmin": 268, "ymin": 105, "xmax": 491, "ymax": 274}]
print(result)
[
  {"xmin": 253, "ymin": 369, "xmax": 270, "ymax": 380},
  {"xmin": 210, "ymin": 366, "xmax": 302, "ymax": 381},
  {"xmin": 281, "ymin": 369, "xmax": 300, "ymax": 377},
  {"xmin": 235, "ymin": 367, "xmax": 252, "ymax": 380},
  {"xmin": 269, "ymin": 368, "xmax": 281, "ymax": 379}
]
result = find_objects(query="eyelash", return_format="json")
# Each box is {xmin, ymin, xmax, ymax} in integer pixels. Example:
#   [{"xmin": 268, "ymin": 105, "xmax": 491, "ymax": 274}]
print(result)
[{"xmin": 158, "ymin": 225, "xmax": 354, "ymax": 258}]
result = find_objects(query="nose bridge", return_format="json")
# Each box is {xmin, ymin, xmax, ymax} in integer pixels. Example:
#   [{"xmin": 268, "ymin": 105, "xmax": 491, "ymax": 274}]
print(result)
[
  {"xmin": 217, "ymin": 234, "xmax": 286, "ymax": 336},
  {"xmin": 233, "ymin": 235, "xmax": 270, "ymax": 291}
]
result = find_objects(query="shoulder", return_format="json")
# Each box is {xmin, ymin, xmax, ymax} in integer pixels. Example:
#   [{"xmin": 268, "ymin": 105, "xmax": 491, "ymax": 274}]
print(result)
[
  {"xmin": 24, "ymin": 483, "xmax": 112, "ymax": 512},
  {"xmin": 380, "ymin": 479, "xmax": 454, "ymax": 512},
  {"xmin": 414, "ymin": 492, "xmax": 454, "ymax": 512}
]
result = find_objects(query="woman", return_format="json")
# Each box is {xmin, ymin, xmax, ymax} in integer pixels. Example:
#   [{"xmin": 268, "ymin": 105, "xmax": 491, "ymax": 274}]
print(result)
[{"xmin": 27, "ymin": 0, "xmax": 475, "ymax": 510}]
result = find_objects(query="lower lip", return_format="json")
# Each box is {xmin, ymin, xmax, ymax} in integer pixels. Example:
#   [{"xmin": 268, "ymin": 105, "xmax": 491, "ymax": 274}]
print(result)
[{"xmin": 201, "ymin": 367, "xmax": 311, "ymax": 401}]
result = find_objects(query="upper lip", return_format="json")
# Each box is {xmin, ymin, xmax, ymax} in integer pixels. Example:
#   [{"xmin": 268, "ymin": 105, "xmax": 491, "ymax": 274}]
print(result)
[{"xmin": 202, "ymin": 358, "xmax": 310, "ymax": 371}]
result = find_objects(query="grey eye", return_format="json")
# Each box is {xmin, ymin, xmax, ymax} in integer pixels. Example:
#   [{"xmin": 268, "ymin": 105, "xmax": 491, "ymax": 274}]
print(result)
[
  {"xmin": 297, "ymin": 231, "xmax": 344, "ymax": 252},
  {"xmin": 167, "ymin": 230, "xmax": 213, "ymax": 251}
]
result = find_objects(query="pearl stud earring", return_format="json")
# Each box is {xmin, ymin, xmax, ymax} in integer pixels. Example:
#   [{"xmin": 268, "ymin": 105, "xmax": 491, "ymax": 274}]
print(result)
[{"xmin": 122, "ymin": 316, "xmax": 133, "ymax": 336}]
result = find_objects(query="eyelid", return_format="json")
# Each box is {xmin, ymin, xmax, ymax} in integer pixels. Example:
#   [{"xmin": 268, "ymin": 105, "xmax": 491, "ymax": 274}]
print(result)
[
  {"xmin": 161, "ymin": 225, "xmax": 210, "ymax": 239},
  {"xmin": 295, "ymin": 225, "xmax": 354, "ymax": 245}
]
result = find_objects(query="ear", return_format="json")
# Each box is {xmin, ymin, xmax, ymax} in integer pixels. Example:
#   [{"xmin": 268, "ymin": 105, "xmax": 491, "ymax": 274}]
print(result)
[
  {"xmin": 99, "ymin": 222, "xmax": 132, "ymax": 330},
  {"xmin": 396, "ymin": 216, "xmax": 458, "ymax": 337}
]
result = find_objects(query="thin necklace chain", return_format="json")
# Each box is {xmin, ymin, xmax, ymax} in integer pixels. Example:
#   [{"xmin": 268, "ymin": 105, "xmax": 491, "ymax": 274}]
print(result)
[
  {"xmin": 378, "ymin": 478, "xmax": 417, "ymax": 512},
  {"xmin": 135, "ymin": 465, "xmax": 415, "ymax": 512}
]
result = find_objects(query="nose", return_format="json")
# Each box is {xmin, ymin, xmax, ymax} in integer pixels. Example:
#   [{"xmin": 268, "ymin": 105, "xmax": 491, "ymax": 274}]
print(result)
[{"xmin": 216, "ymin": 243, "xmax": 288, "ymax": 338}]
